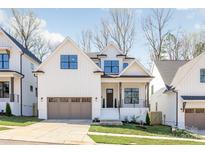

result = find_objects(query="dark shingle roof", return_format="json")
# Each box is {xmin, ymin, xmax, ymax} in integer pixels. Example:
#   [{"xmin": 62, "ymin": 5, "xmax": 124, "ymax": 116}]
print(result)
[
  {"xmin": 1, "ymin": 28, "xmax": 41, "ymax": 64},
  {"xmin": 181, "ymin": 96, "xmax": 205, "ymax": 100},
  {"xmin": 155, "ymin": 60, "xmax": 188, "ymax": 85}
]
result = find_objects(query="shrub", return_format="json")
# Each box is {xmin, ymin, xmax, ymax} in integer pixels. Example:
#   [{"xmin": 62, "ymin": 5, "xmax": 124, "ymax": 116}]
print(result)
[
  {"xmin": 5, "ymin": 103, "xmax": 12, "ymax": 116},
  {"xmin": 93, "ymin": 117, "xmax": 100, "ymax": 123},
  {"xmin": 146, "ymin": 112, "xmax": 150, "ymax": 125},
  {"xmin": 124, "ymin": 116, "xmax": 129, "ymax": 123}
]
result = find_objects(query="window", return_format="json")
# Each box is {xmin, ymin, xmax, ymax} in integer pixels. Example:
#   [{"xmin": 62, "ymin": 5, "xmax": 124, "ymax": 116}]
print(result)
[
  {"xmin": 0, "ymin": 81, "xmax": 9, "ymax": 98},
  {"xmin": 60, "ymin": 55, "xmax": 78, "ymax": 69},
  {"xmin": 123, "ymin": 63, "xmax": 128, "ymax": 69},
  {"xmin": 104, "ymin": 60, "xmax": 119, "ymax": 74},
  {"xmin": 124, "ymin": 88, "xmax": 139, "ymax": 104},
  {"xmin": 30, "ymin": 85, "xmax": 33, "ymax": 92},
  {"xmin": 200, "ymin": 69, "xmax": 205, "ymax": 83},
  {"xmin": 0, "ymin": 54, "xmax": 9, "ymax": 69}
]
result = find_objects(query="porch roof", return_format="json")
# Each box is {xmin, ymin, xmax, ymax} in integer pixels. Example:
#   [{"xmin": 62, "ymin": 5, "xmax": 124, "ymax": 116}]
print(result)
[
  {"xmin": 181, "ymin": 96, "xmax": 205, "ymax": 101},
  {"xmin": 101, "ymin": 74, "xmax": 152, "ymax": 83},
  {"xmin": 0, "ymin": 70, "xmax": 24, "ymax": 78}
]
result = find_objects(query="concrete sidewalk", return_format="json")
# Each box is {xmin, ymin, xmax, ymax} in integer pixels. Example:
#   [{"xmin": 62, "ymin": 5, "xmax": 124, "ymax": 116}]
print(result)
[{"xmin": 88, "ymin": 132, "xmax": 205, "ymax": 143}]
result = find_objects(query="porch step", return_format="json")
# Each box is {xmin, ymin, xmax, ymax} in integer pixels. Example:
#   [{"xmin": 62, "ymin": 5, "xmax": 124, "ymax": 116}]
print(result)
[
  {"xmin": 100, "ymin": 120, "xmax": 123, "ymax": 126},
  {"xmin": 100, "ymin": 108, "xmax": 120, "ymax": 120}
]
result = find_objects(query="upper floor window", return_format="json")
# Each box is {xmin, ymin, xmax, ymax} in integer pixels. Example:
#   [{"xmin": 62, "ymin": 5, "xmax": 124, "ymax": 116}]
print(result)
[
  {"xmin": 0, "ymin": 54, "xmax": 9, "ymax": 69},
  {"xmin": 60, "ymin": 55, "xmax": 78, "ymax": 69},
  {"xmin": 124, "ymin": 88, "xmax": 139, "ymax": 104},
  {"xmin": 0, "ymin": 81, "xmax": 9, "ymax": 98},
  {"xmin": 200, "ymin": 69, "xmax": 205, "ymax": 83},
  {"xmin": 104, "ymin": 60, "xmax": 119, "ymax": 74},
  {"xmin": 123, "ymin": 63, "xmax": 128, "ymax": 69}
]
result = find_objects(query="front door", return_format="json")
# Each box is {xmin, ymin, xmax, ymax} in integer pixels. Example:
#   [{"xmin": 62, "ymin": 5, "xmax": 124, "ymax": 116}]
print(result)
[{"xmin": 106, "ymin": 89, "xmax": 113, "ymax": 108}]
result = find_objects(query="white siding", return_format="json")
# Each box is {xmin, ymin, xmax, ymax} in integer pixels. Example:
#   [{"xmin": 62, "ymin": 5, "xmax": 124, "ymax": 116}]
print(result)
[{"xmin": 37, "ymin": 40, "xmax": 101, "ymax": 119}]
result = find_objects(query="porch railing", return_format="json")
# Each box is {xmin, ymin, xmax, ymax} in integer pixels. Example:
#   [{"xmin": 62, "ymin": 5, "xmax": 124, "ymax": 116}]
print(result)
[{"xmin": 101, "ymin": 98, "xmax": 148, "ymax": 108}]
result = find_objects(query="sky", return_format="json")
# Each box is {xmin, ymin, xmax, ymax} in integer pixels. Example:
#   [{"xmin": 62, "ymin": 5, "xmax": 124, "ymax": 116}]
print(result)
[{"xmin": 0, "ymin": 8, "xmax": 205, "ymax": 67}]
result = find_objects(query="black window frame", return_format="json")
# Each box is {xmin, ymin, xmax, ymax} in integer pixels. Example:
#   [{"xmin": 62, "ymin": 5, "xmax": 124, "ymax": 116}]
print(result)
[
  {"xmin": 0, "ymin": 54, "xmax": 9, "ymax": 69},
  {"xmin": 200, "ymin": 69, "xmax": 205, "ymax": 83},
  {"xmin": 124, "ymin": 88, "xmax": 139, "ymax": 104},
  {"xmin": 60, "ymin": 55, "xmax": 78, "ymax": 69},
  {"xmin": 0, "ymin": 81, "xmax": 9, "ymax": 98},
  {"xmin": 104, "ymin": 60, "xmax": 119, "ymax": 74}
]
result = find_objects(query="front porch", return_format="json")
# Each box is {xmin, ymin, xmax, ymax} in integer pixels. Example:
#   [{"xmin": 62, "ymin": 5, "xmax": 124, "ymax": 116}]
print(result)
[
  {"xmin": 0, "ymin": 71, "xmax": 22, "ymax": 115},
  {"xmin": 100, "ymin": 77, "xmax": 150, "ymax": 122}
]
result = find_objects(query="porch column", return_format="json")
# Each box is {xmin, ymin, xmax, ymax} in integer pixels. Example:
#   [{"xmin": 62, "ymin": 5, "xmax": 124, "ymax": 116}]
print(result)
[
  {"xmin": 10, "ymin": 77, "xmax": 14, "ymax": 102},
  {"xmin": 146, "ymin": 82, "xmax": 150, "ymax": 110},
  {"xmin": 119, "ymin": 82, "xmax": 122, "ymax": 107}
]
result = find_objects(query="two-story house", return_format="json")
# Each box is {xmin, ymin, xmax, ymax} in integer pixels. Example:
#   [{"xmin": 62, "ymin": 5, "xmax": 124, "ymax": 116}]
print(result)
[
  {"xmin": 0, "ymin": 28, "xmax": 41, "ymax": 116},
  {"xmin": 34, "ymin": 37, "xmax": 152, "ymax": 121},
  {"xmin": 150, "ymin": 55, "xmax": 205, "ymax": 130}
]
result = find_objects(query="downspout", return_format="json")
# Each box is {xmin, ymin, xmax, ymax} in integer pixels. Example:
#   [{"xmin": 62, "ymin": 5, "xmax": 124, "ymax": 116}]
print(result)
[
  {"xmin": 173, "ymin": 90, "xmax": 178, "ymax": 127},
  {"xmin": 20, "ymin": 52, "xmax": 24, "ymax": 116}
]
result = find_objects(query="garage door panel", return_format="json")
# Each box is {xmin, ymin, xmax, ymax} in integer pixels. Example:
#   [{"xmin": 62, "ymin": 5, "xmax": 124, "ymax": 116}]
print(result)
[
  {"xmin": 47, "ymin": 97, "xmax": 92, "ymax": 119},
  {"xmin": 71, "ymin": 102, "xmax": 81, "ymax": 119},
  {"xmin": 81, "ymin": 102, "xmax": 92, "ymax": 119},
  {"xmin": 185, "ymin": 108, "xmax": 205, "ymax": 130}
]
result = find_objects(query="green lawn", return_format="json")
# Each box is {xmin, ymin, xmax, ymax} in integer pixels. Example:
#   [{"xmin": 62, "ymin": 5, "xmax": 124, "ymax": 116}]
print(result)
[
  {"xmin": 89, "ymin": 124, "xmax": 199, "ymax": 139},
  {"xmin": 0, "ymin": 116, "xmax": 42, "ymax": 126},
  {"xmin": 90, "ymin": 135, "xmax": 205, "ymax": 145},
  {"xmin": 0, "ymin": 127, "xmax": 10, "ymax": 131}
]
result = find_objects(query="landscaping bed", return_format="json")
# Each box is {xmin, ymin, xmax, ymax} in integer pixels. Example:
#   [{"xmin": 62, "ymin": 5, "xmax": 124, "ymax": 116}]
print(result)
[
  {"xmin": 89, "ymin": 123, "xmax": 200, "ymax": 139},
  {"xmin": 0, "ymin": 116, "xmax": 42, "ymax": 126},
  {"xmin": 89, "ymin": 135, "xmax": 205, "ymax": 145}
]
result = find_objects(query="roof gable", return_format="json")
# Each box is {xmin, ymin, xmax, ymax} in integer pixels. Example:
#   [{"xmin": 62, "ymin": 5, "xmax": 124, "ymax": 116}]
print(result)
[
  {"xmin": 100, "ymin": 42, "xmax": 124, "ymax": 56},
  {"xmin": 155, "ymin": 60, "xmax": 188, "ymax": 86},
  {"xmin": 36, "ymin": 37, "xmax": 102, "ymax": 71},
  {"xmin": 120, "ymin": 59, "xmax": 151, "ymax": 76},
  {"xmin": 0, "ymin": 28, "xmax": 41, "ymax": 64}
]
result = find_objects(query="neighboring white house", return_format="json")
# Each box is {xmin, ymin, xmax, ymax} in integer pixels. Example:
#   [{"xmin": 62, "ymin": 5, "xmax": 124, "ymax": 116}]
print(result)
[
  {"xmin": 150, "ymin": 56, "xmax": 205, "ymax": 130},
  {"xmin": 0, "ymin": 28, "xmax": 41, "ymax": 116},
  {"xmin": 34, "ymin": 37, "xmax": 153, "ymax": 121}
]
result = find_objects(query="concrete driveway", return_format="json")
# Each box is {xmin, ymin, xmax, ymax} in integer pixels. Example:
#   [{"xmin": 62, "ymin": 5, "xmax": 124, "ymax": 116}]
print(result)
[{"xmin": 0, "ymin": 120, "xmax": 94, "ymax": 145}]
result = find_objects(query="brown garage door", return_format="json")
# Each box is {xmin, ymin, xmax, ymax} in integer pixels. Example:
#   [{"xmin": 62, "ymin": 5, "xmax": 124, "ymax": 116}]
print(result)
[
  {"xmin": 185, "ymin": 108, "xmax": 205, "ymax": 130},
  {"xmin": 47, "ymin": 97, "xmax": 92, "ymax": 119}
]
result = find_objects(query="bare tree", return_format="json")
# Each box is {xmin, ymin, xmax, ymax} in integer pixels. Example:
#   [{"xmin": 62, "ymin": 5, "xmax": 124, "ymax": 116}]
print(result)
[
  {"xmin": 11, "ymin": 9, "xmax": 41, "ymax": 50},
  {"xmin": 79, "ymin": 30, "xmax": 93, "ymax": 52},
  {"xmin": 142, "ymin": 9, "xmax": 173, "ymax": 60},
  {"xmin": 108, "ymin": 9, "xmax": 136, "ymax": 55},
  {"xmin": 163, "ymin": 32, "xmax": 181, "ymax": 60},
  {"xmin": 93, "ymin": 19, "xmax": 110, "ymax": 52},
  {"xmin": 10, "ymin": 9, "xmax": 52, "ymax": 61},
  {"xmin": 180, "ymin": 32, "xmax": 205, "ymax": 60}
]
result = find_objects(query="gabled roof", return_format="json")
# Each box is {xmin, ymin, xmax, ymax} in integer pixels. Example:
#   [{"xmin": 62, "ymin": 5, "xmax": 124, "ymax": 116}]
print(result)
[
  {"xmin": 0, "ymin": 27, "xmax": 41, "ymax": 64},
  {"xmin": 119, "ymin": 59, "xmax": 152, "ymax": 77},
  {"xmin": 155, "ymin": 60, "xmax": 188, "ymax": 86},
  {"xmin": 36, "ymin": 37, "xmax": 102, "ymax": 72}
]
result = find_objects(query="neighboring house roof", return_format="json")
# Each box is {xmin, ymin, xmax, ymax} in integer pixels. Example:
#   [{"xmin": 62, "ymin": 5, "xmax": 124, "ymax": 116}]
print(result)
[
  {"xmin": 181, "ymin": 95, "xmax": 205, "ymax": 101},
  {"xmin": 0, "ymin": 28, "xmax": 41, "ymax": 64},
  {"xmin": 155, "ymin": 60, "xmax": 188, "ymax": 86}
]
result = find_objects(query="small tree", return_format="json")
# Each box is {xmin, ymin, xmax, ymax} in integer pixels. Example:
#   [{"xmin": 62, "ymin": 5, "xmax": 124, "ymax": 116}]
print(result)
[
  {"xmin": 5, "ymin": 103, "xmax": 12, "ymax": 116},
  {"xmin": 146, "ymin": 112, "xmax": 150, "ymax": 125}
]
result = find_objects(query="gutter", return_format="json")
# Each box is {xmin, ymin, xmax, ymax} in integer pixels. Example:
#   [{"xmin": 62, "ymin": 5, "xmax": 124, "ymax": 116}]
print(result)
[{"xmin": 20, "ymin": 52, "xmax": 24, "ymax": 116}]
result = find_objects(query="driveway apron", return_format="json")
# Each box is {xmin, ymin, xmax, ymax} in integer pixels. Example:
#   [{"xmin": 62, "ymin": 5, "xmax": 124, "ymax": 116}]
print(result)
[{"xmin": 0, "ymin": 120, "xmax": 95, "ymax": 145}]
